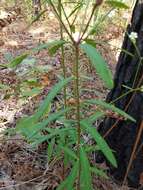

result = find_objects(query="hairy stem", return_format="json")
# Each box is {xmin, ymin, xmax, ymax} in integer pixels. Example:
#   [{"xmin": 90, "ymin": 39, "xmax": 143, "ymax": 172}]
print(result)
[
  {"xmin": 49, "ymin": 0, "xmax": 74, "ymax": 43},
  {"xmin": 58, "ymin": 0, "xmax": 67, "ymax": 180},
  {"xmin": 58, "ymin": 0, "xmax": 67, "ymax": 118},
  {"xmin": 80, "ymin": 3, "xmax": 99, "ymax": 41},
  {"xmin": 74, "ymin": 44, "xmax": 81, "ymax": 190}
]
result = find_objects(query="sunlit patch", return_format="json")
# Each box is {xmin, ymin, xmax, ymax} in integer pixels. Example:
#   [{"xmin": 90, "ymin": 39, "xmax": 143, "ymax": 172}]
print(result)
[
  {"xmin": 28, "ymin": 26, "xmax": 45, "ymax": 36},
  {"xmin": 0, "ymin": 10, "xmax": 9, "ymax": 19},
  {"xmin": 5, "ymin": 40, "xmax": 18, "ymax": 47}
]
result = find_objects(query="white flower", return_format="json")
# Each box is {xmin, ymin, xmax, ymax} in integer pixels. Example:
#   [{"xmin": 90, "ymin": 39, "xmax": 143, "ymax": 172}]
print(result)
[
  {"xmin": 129, "ymin": 32, "xmax": 138, "ymax": 42},
  {"xmin": 72, "ymin": 32, "xmax": 80, "ymax": 42},
  {"xmin": 140, "ymin": 86, "xmax": 143, "ymax": 92},
  {"xmin": 108, "ymin": 10, "xmax": 116, "ymax": 18}
]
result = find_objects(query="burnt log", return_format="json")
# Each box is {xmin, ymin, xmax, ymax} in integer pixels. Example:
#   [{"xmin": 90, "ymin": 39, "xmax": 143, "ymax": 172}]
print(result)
[{"xmin": 98, "ymin": 0, "xmax": 143, "ymax": 188}]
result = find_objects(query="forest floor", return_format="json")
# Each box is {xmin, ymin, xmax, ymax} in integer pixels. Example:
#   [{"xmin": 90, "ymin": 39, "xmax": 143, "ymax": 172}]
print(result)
[{"xmin": 0, "ymin": 13, "xmax": 135, "ymax": 190}]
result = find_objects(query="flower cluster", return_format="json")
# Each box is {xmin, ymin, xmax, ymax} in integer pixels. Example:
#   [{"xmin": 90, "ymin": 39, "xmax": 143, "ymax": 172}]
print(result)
[
  {"xmin": 140, "ymin": 86, "xmax": 143, "ymax": 92},
  {"xmin": 129, "ymin": 32, "xmax": 138, "ymax": 43}
]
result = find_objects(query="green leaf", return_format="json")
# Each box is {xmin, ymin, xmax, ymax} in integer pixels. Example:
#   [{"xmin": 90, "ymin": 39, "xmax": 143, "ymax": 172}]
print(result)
[
  {"xmin": 105, "ymin": 0, "xmax": 129, "ymax": 9},
  {"xmin": 16, "ymin": 116, "xmax": 35, "ymax": 138},
  {"xmin": 24, "ymin": 79, "xmax": 40, "ymax": 88},
  {"xmin": 56, "ymin": 161, "xmax": 79, "ymax": 190},
  {"xmin": 4, "ymin": 52, "xmax": 13, "ymax": 62},
  {"xmin": 32, "ymin": 40, "xmax": 66, "ymax": 54},
  {"xmin": 47, "ymin": 138, "xmax": 55, "ymax": 162},
  {"xmin": 80, "ymin": 147, "xmax": 93, "ymax": 190},
  {"xmin": 21, "ymin": 57, "xmax": 36, "ymax": 65},
  {"xmin": 0, "ymin": 54, "xmax": 28, "ymax": 68},
  {"xmin": 80, "ymin": 43, "xmax": 113, "ymax": 89},
  {"xmin": 25, "ymin": 10, "xmax": 48, "ymax": 29},
  {"xmin": 85, "ymin": 99, "xmax": 136, "ymax": 122},
  {"xmin": 85, "ymin": 145, "xmax": 100, "ymax": 152},
  {"xmin": 31, "ymin": 10, "xmax": 47, "ymax": 23},
  {"xmin": 68, "ymin": 3, "xmax": 83, "ymax": 18},
  {"xmin": 80, "ymin": 121, "xmax": 117, "ymax": 168},
  {"xmin": 34, "ymin": 77, "xmax": 73, "ymax": 120},
  {"xmin": 0, "ymin": 83, "xmax": 10, "ymax": 90},
  {"xmin": 17, "ymin": 77, "xmax": 73, "ymax": 130},
  {"xmin": 84, "ymin": 111, "xmax": 105, "ymax": 123},
  {"xmin": 21, "ymin": 87, "xmax": 42, "ymax": 97},
  {"xmin": 70, "ymin": 24, "xmax": 76, "ymax": 33},
  {"xmin": 84, "ymin": 39, "xmax": 96, "ymax": 48},
  {"xmin": 60, "ymin": 146, "xmax": 78, "ymax": 160},
  {"xmin": 44, "ymin": 128, "xmax": 75, "ymax": 142},
  {"xmin": 28, "ymin": 108, "xmax": 72, "ymax": 139},
  {"xmin": 90, "ymin": 167, "xmax": 108, "ymax": 178},
  {"xmin": 31, "ymin": 135, "xmax": 48, "ymax": 147},
  {"xmin": 16, "ymin": 108, "xmax": 71, "ymax": 140},
  {"xmin": 48, "ymin": 43, "xmax": 64, "ymax": 56}
]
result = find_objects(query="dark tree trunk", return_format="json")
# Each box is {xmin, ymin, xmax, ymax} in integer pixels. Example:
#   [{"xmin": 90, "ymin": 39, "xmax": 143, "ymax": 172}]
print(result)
[
  {"xmin": 99, "ymin": 0, "xmax": 143, "ymax": 188},
  {"xmin": 33, "ymin": 0, "xmax": 41, "ymax": 17}
]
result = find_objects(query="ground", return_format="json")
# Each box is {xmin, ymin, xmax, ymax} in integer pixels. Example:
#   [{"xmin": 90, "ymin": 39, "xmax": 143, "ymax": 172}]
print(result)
[{"xmin": 0, "ymin": 10, "xmax": 134, "ymax": 190}]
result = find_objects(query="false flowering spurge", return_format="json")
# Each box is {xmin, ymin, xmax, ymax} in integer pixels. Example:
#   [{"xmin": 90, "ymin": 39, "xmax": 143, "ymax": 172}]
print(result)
[
  {"xmin": 14, "ymin": 1, "xmax": 136, "ymax": 190},
  {"xmin": 129, "ymin": 31, "xmax": 138, "ymax": 43}
]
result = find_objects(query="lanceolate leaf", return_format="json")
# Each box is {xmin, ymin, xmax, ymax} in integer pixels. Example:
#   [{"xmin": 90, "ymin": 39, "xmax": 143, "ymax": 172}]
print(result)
[
  {"xmin": 8, "ymin": 54, "xmax": 28, "ymax": 68},
  {"xmin": 30, "ymin": 9, "xmax": 48, "ymax": 25},
  {"xmin": 56, "ymin": 161, "xmax": 79, "ymax": 190},
  {"xmin": 16, "ymin": 108, "xmax": 71, "ymax": 139},
  {"xmin": 16, "ymin": 77, "xmax": 73, "ymax": 139},
  {"xmin": 48, "ymin": 43, "xmax": 64, "ymax": 56},
  {"xmin": 90, "ymin": 167, "xmax": 108, "ymax": 178},
  {"xmin": 83, "ymin": 111, "xmax": 105, "ymax": 123},
  {"xmin": 0, "ymin": 54, "xmax": 28, "ymax": 68},
  {"xmin": 60, "ymin": 146, "xmax": 78, "ymax": 160},
  {"xmin": 27, "ymin": 108, "xmax": 72, "ymax": 139},
  {"xmin": 32, "ymin": 40, "xmax": 66, "ymax": 53},
  {"xmin": 44, "ymin": 128, "xmax": 75, "ymax": 141},
  {"xmin": 84, "ymin": 39, "xmax": 96, "ymax": 48},
  {"xmin": 80, "ymin": 147, "xmax": 93, "ymax": 190},
  {"xmin": 34, "ymin": 77, "xmax": 73, "ymax": 120},
  {"xmin": 85, "ymin": 99, "xmax": 136, "ymax": 122},
  {"xmin": 21, "ymin": 87, "xmax": 42, "ymax": 97},
  {"xmin": 80, "ymin": 120, "xmax": 117, "ymax": 168},
  {"xmin": 19, "ymin": 77, "xmax": 72, "ymax": 126},
  {"xmin": 105, "ymin": 0, "xmax": 129, "ymax": 9},
  {"xmin": 47, "ymin": 138, "xmax": 55, "ymax": 162},
  {"xmin": 68, "ymin": 3, "xmax": 83, "ymax": 18},
  {"xmin": 80, "ymin": 43, "xmax": 113, "ymax": 89},
  {"xmin": 31, "ymin": 128, "xmax": 76, "ymax": 147}
]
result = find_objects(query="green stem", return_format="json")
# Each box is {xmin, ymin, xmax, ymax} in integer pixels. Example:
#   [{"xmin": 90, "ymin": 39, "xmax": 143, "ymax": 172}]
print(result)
[
  {"xmin": 70, "ymin": 4, "xmax": 81, "ymax": 27},
  {"xmin": 78, "ymin": 1, "xmax": 90, "ymax": 38},
  {"xmin": 49, "ymin": 0, "xmax": 74, "ymax": 43},
  {"xmin": 86, "ymin": 8, "xmax": 114, "ymax": 39},
  {"xmin": 60, "ymin": 3, "xmax": 72, "ymax": 34},
  {"xmin": 111, "ymin": 88, "xmax": 140, "ymax": 104},
  {"xmin": 79, "ymin": 3, "xmax": 99, "ymax": 41},
  {"xmin": 58, "ymin": 0, "xmax": 67, "ymax": 118},
  {"xmin": 58, "ymin": 0, "xmax": 67, "ymax": 180},
  {"xmin": 132, "ymin": 57, "xmax": 143, "ymax": 88},
  {"xmin": 74, "ymin": 44, "xmax": 81, "ymax": 190}
]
